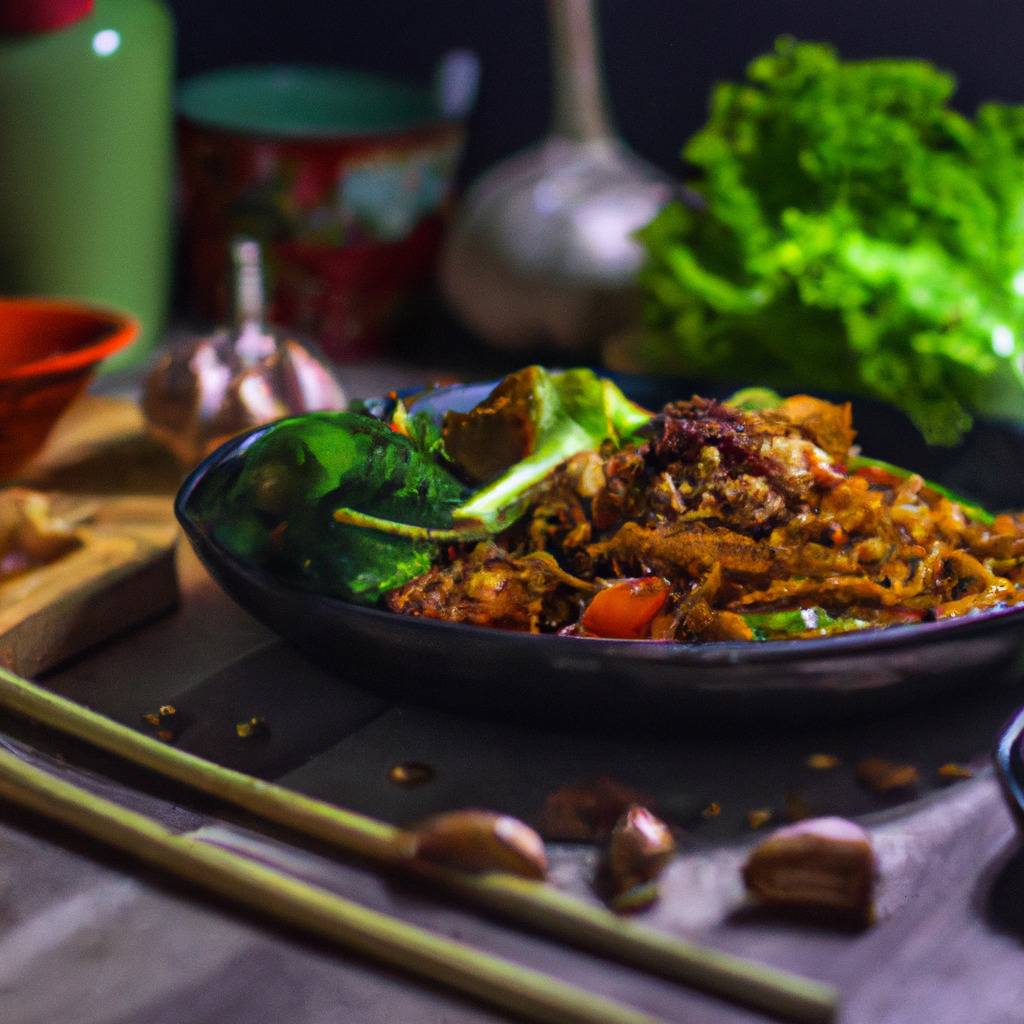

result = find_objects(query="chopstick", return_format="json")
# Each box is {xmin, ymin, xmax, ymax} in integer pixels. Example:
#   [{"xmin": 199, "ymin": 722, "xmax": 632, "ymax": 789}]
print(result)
[
  {"xmin": 0, "ymin": 666, "xmax": 837, "ymax": 1024},
  {"xmin": 0, "ymin": 745, "xmax": 667, "ymax": 1024}
]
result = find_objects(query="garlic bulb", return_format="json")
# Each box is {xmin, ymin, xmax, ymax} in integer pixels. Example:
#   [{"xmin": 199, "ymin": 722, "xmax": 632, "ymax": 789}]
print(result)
[
  {"xmin": 144, "ymin": 239, "xmax": 347, "ymax": 467},
  {"xmin": 439, "ymin": 0, "xmax": 676, "ymax": 352}
]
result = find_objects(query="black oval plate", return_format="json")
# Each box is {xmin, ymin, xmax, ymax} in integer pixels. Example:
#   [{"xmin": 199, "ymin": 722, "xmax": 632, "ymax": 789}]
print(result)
[{"xmin": 176, "ymin": 376, "xmax": 1024, "ymax": 724}]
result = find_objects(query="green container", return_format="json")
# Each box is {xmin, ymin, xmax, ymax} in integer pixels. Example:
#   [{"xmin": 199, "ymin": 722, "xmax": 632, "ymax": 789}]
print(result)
[{"xmin": 0, "ymin": 0, "xmax": 173, "ymax": 371}]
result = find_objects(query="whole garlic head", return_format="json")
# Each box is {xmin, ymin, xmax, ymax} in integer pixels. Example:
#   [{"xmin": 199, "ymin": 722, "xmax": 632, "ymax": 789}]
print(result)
[{"xmin": 143, "ymin": 239, "xmax": 347, "ymax": 467}]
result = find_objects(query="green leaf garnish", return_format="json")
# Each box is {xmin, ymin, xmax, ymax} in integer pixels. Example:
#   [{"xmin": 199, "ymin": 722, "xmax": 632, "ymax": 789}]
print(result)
[
  {"xmin": 449, "ymin": 367, "xmax": 652, "ymax": 529},
  {"xmin": 744, "ymin": 607, "xmax": 869, "ymax": 640}
]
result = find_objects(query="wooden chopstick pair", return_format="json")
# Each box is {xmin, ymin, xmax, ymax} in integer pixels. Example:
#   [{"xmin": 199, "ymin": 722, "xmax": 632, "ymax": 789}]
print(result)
[
  {"xmin": 0, "ymin": 745, "xmax": 665, "ymax": 1024},
  {"xmin": 0, "ymin": 666, "xmax": 838, "ymax": 1024}
]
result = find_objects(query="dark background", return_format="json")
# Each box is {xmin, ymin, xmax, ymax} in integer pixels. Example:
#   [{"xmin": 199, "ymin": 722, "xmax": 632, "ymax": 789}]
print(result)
[{"xmin": 165, "ymin": 0, "xmax": 1024, "ymax": 184}]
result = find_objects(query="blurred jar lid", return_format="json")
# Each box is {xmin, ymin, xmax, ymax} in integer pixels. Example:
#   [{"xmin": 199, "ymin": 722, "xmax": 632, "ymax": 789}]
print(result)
[{"xmin": 0, "ymin": 0, "xmax": 94, "ymax": 33}]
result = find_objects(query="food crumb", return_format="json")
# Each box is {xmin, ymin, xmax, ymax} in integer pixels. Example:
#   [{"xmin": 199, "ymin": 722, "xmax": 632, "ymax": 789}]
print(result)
[
  {"xmin": 856, "ymin": 757, "xmax": 919, "ymax": 794},
  {"xmin": 389, "ymin": 762, "xmax": 434, "ymax": 787},
  {"xmin": 142, "ymin": 705, "xmax": 178, "ymax": 730},
  {"xmin": 747, "ymin": 808, "xmax": 773, "ymax": 830},
  {"xmin": 701, "ymin": 802, "xmax": 721, "ymax": 818},
  {"xmin": 806, "ymin": 753, "xmax": 840, "ymax": 770},
  {"xmin": 937, "ymin": 762, "xmax": 974, "ymax": 782},
  {"xmin": 236, "ymin": 716, "xmax": 269, "ymax": 739}
]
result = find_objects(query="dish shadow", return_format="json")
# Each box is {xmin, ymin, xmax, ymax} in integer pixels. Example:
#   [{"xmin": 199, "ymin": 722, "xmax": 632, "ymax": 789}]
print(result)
[{"xmin": 982, "ymin": 840, "xmax": 1024, "ymax": 940}]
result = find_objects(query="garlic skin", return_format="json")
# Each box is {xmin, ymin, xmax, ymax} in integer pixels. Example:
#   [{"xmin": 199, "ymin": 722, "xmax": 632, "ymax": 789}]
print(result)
[{"xmin": 143, "ymin": 330, "xmax": 347, "ymax": 468}]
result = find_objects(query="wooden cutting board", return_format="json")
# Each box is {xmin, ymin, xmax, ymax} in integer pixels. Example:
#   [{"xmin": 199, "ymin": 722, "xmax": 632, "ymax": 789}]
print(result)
[
  {"xmin": 0, "ymin": 396, "xmax": 183, "ymax": 676},
  {"xmin": 0, "ymin": 494, "xmax": 179, "ymax": 677}
]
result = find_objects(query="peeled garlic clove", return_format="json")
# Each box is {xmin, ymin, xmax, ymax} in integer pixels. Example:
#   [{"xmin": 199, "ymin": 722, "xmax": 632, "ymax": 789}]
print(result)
[
  {"xmin": 143, "ymin": 339, "xmax": 232, "ymax": 466},
  {"xmin": 742, "ymin": 816, "xmax": 875, "ymax": 924},
  {"xmin": 188, "ymin": 336, "xmax": 234, "ymax": 420},
  {"xmin": 144, "ymin": 337, "xmax": 237, "ymax": 465},
  {"xmin": 278, "ymin": 338, "xmax": 348, "ymax": 412},
  {"xmin": 201, "ymin": 368, "xmax": 288, "ymax": 457},
  {"xmin": 412, "ymin": 809, "xmax": 548, "ymax": 879},
  {"xmin": 608, "ymin": 804, "xmax": 675, "ymax": 893},
  {"xmin": 230, "ymin": 367, "xmax": 290, "ymax": 426}
]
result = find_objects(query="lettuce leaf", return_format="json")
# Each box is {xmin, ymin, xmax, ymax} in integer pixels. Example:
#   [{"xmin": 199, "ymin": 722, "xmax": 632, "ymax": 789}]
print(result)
[
  {"xmin": 448, "ymin": 367, "xmax": 651, "ymax": 527},
  {"xmin": 638, "ymin": 37, "xmax": 1024, "ymax": 445}
]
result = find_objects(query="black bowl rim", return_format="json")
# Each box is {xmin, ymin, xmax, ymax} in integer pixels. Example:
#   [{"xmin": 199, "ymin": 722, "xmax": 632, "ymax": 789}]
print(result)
[
  {"xmin": 995, "ymin": 706, "xmax": 1024, "ymax": 823},
  {"xmin": 175, "ymin": 415, "xmax": 1024, "ymax": 670}
]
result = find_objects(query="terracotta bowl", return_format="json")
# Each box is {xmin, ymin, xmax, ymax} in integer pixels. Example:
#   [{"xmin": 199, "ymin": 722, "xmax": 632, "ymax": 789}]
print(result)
[
  {"xmin": 177, "ymin": 64, "xmax": 467, "ymax": 362},
  {"xmin": 0, "ymin": 298, "xmax": 138, "ymax": 476}
]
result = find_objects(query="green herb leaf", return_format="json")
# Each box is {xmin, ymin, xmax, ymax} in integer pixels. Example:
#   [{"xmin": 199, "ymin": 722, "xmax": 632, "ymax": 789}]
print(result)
[{"xmin": 194, "ymin": 412, "xmax": 469, "ymax": 604}]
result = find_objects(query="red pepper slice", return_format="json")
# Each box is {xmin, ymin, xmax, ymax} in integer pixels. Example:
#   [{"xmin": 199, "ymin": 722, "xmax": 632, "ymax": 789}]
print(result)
[
  {"xmin": 581, "ymin": 578, "xmax": 671, "ymax": 639},
  {"xmin": 852, "ymin": 465, "xmax": 904, "ymax": 489}
]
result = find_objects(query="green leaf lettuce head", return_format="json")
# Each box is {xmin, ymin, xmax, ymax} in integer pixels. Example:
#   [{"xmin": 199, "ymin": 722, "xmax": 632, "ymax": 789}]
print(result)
[
  {"xmin": 193, "ymin": 412, "xmax": 469, "ymax": 604},
  {"xmin": 637, "ymin": 36, "xmax": 1024, "ymax": 444}
]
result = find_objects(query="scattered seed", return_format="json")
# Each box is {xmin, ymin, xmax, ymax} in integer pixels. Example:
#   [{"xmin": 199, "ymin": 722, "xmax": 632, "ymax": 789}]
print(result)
[
  {"xmin": 701, "ymin": 802, "xmax": 721, "ymax": 818},
  {"xmin": 143, "ymin": 704, "xmax": 178, "ymax": 730},
  {"xmin": 747, "ymin": 808, "xmax": 773, "ymax": 830},
  {"xmin": 155, "ymin": 729, "xmax": 175, "ymax": 743},
  {"xmin": 389, "ymin": 762, "xmax": 434, "ymax": 788},
  {"xmin": 937, "ymin": 762, "xmax": 974, "ymax": 782},
  {"xmin": 236, "ymin": 716, "xmax": 268, "ymax": 739},
  {"xmin": 856, "ymin": 757, "xmax": 919, "ymax": 795},
  {"xmin": 806, "ymin": 753, "xmax": 840, "ymax": 770}
]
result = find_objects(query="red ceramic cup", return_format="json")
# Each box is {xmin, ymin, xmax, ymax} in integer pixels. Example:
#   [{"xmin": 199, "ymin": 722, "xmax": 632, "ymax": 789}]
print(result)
[
  {"xmin": 0, "ymin": 297, "xmax": 138, "ymax": 475},
  {"xmin": 177, "ymin": 64, "xmax": 467, "ymax": 362}
]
